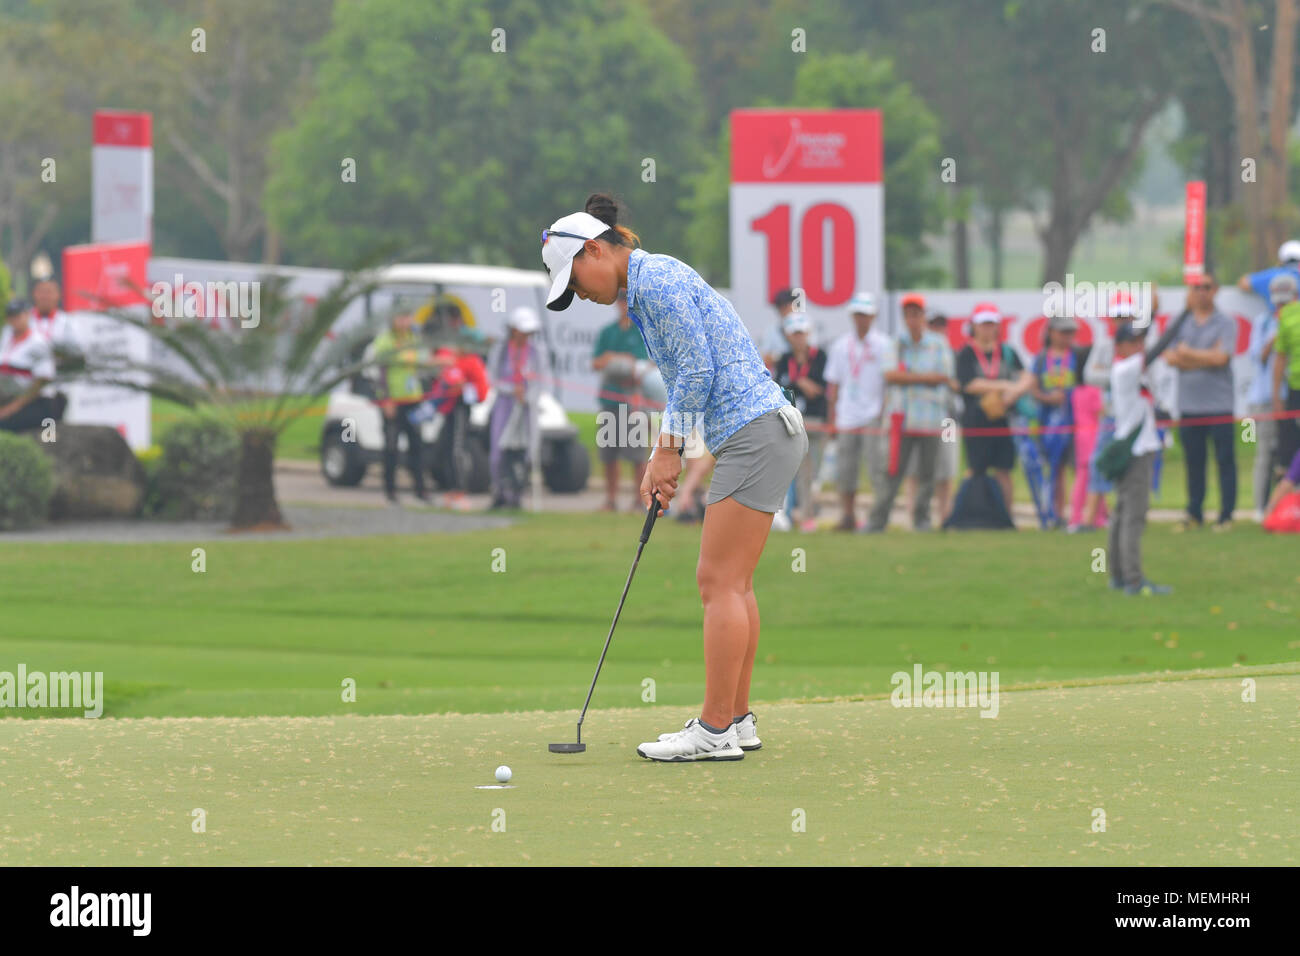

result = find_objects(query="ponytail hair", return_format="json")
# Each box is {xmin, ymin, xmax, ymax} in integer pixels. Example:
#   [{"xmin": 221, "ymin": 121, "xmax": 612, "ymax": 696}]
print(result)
[{"xmin": 584, "ymin": 192, "xmax": 640, "ymax": 248}]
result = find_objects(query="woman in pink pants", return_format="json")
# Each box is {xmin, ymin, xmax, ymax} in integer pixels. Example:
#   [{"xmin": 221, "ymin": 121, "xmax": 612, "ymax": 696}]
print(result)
[{"xmin": 1069, "ymin": 384, "xmax": 1109, "ymax": 531}]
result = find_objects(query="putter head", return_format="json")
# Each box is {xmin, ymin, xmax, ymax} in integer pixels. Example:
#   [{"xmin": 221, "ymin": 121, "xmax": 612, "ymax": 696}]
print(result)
[{"xmin": 548, "ymin": 742, "xmax": 586, "ymax": 753}]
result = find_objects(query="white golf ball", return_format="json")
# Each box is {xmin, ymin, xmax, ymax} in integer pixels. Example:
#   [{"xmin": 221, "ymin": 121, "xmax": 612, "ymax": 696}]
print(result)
[{"xmin": 495, "ymin": 765, "xmax": 512, "ymax": 784}]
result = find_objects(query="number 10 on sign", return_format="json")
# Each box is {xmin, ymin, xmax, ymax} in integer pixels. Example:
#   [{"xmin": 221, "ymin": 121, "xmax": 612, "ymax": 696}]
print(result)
[{"xmin": 729, "ymin": 184, "xmax": 881, "ymax": 311}]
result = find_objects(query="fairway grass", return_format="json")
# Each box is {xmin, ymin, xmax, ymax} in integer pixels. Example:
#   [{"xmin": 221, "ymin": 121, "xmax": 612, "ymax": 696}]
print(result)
[
  {"xmin": 3, "ymin": 515, "xmax": 1298, "ymax": 719},
  {"xmin": 1, "ymin": 668, "xmax": 1294, "ymax": 866}
]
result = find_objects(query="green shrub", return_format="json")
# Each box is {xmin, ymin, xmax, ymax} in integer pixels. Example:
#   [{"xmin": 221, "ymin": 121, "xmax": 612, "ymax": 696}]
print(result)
[
  {"xmin": 0, "ymin": 254, "xmax": 10, "ymax": 314},
  {"xmin": 0, "ymin": 432, "xmax": 55, "ymax": 530},
  {"xmin": 135, "ymin": 444, "xmax": 166, "ymax": 517},
  {"xmin": 156, "ymin": 417, "xmax": 239, "ymax": 520}
]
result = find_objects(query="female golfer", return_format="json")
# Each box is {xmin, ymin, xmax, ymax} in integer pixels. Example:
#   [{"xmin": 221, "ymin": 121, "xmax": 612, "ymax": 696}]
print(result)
[{"xmin": 543, "ymin": 194, "xmax": 808, "ymax": 761}]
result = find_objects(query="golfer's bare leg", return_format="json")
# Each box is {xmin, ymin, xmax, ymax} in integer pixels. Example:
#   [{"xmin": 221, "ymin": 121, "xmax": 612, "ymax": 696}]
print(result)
[
  {"xmin": 698, "ymin": 495, "xmax": 772, "ymax": 730},
  {"xmin": 732, "ymin": 579, "xmax": 760, "ymax": 718},
  {"xmin": 677, "ymin": 451, "xmax": 715, "ymax": 508}
]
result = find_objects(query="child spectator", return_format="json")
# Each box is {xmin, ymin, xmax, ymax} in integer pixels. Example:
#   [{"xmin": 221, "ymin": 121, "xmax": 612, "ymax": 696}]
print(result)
[{"xmin": 1108, "ymin": 322, "xmax": 1170, "ymax": 595}]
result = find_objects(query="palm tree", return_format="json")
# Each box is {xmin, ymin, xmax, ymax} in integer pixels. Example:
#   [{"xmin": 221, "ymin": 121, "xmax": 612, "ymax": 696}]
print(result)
[{"xmin": 66, "ymin": 269, "xmax": 385, "ymax": 529}]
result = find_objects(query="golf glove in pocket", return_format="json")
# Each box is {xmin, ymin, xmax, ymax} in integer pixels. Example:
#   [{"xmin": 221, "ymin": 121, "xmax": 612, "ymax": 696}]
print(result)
[{"xmin": 777, "ymin": 403, "xmax": 803, "ymax": 437}]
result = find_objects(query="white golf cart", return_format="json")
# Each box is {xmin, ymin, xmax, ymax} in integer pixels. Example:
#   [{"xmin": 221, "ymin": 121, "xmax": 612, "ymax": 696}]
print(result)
[{"xmin": 319, "ymin": 264, "xmax": 590, "ymax": 495}]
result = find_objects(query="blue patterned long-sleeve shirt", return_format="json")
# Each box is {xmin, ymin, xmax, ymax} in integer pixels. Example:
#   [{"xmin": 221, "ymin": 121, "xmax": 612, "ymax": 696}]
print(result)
[{"xmin": 625, "ymin": 248, "xmax": 788, "ymax": 452}]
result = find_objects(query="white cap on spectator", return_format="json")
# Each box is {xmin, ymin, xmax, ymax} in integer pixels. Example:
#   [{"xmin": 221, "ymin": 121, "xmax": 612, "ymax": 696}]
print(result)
[
  {"xmin": 783, "ymin": 313, "xmax": 812, "ymax": 335},
  {"xmin": 847, "ymin": 292, "xmax": 876, "ymax": 315},
  {"xmin": 1278, "ymin": 239, "xmax": 1300, "ymax": 264},
  {"xmin": 509, "ymin": 305, "xmax": 541, "ymax": 333}
]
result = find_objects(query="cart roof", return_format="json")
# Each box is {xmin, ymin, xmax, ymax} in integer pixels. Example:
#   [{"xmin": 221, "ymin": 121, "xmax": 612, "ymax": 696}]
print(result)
[{"xmin": 371, "ymin": 264, "xmax": 549, "ymax": 289}]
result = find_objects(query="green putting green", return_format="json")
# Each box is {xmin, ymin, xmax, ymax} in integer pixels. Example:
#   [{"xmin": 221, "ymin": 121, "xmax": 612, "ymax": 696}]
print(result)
[{"xmin": 0, "ymin": 669, "xmax": 1293, "ymax": 865}]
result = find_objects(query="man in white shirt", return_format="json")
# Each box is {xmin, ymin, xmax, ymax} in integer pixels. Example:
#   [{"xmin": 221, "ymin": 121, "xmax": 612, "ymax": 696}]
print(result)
[
  {"xmin": 29, "ymin": 279, "xmax": 78, "ymax": 412},
  {"xmin": 30, "ymin": 280, "xmax": 78, "ymax": 352},
  {"xmin": 0, "ymin": 299, "xmax": 59, "ymax": 431},
  {"xmin": 825, "ymin": 291, "xmax": 895, "ymax": 531}
]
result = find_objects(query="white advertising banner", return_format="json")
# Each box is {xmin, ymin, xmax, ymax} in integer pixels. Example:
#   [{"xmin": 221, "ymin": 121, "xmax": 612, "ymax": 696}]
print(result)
[
  {"xmin": 92, "ymin": 111, "xmax": 153, "ymax": 244},
  {"xmin": 62, "ymin": 310, "xmax": 152, "ymax": 450}
]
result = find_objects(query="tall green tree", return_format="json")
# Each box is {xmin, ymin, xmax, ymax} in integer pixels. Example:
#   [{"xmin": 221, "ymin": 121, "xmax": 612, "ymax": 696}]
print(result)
[
  {"xmin": 1006, "ymin": 0, "xmax": 1181, "ymax": 283},
  {"xmin": 873, "ymin": 0, "xmax": 1038, "ymax": 287},
  {"xmin": 266, "ymin": 0, "xmax": 705, "ymax": 269},
  {"xmin": 23, "ymin": 0, "xmax": 334, "ymax": 264},
  {"xmin": 681, "ymin": 53, "xmax": 944, "ymax": 289},
  {"xmin": 1158, "ymin": 0, "xmax": 1300, "ymax": 269},
  {"xmin": 0, "ymin": 11, "xmax": 91, "ymax": 290},
  {"xmin": 793, "ymin": 54, "xmax": 945, "ymax": 288}
]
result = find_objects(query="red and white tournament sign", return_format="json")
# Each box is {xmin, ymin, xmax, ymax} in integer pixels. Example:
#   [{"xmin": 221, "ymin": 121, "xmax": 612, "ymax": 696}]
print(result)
[
  {"xmin": 728, "ymin": 109, "xmax": 884, "ymax": 349},
  {"xmin": 61, "ymin": 241, "xmax": 153, "ymax": 449},
  {"xmin": 93, "ymin": 110, "xmax": 154, "ymax": 245}
]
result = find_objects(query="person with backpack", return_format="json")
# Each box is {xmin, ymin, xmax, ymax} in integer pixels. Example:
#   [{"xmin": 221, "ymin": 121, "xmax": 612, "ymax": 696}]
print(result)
[
  {"xmin": 1105, "ymin": 323, "xmax": 1176, "ymax": 595},
  {"xmin": 955, "ymin": 303, "xmax": 1035, "ymax": 511}
]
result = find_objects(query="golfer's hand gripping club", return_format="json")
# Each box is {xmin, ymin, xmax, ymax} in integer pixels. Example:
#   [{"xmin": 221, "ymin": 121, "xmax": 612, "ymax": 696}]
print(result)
[{"xmin": 641, "ymin": 445, "xmax": 685, "ymax": 543}]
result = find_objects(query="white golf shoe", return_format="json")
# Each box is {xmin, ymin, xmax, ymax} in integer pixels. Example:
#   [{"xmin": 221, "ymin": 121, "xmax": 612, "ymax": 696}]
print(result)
[
  {"xmin": 657, "ymin": 712, "xmax": 762, "ymax": 751},
  {"xmin": 732, "ymin": 711, "xmax": 762, "ymax": 750},
  {"xmin": 637, "ymin": 718, "xmax": 744, "ymax": 762}
]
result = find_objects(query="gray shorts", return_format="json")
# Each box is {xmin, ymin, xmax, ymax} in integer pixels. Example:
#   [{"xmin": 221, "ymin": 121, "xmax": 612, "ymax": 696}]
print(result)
[{"xmin": 706, "ymin": 407, "xmax": 808, "ymax": 512}]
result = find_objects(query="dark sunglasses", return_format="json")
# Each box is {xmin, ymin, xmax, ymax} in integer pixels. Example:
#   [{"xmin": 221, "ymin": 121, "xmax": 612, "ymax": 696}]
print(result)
[
  {"xmin": 541, "ymin": 229, "xmax": 591, "ymax": 244},
  {"xmin": 1193, "ymin": 283, "xmax": 1215, "ymax": 290}
]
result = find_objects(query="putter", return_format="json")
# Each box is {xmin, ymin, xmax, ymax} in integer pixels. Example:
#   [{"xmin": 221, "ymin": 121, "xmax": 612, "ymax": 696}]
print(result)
[{"xmin": 550, "ymin": 450, "xmax": 682, "ymax": 754}]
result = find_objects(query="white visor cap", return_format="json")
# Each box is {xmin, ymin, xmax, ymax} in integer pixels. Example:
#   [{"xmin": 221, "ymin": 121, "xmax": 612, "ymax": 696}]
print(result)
[{"xmin": 542, "ymin": 212, "xmax": 613, "ymax": 311}]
